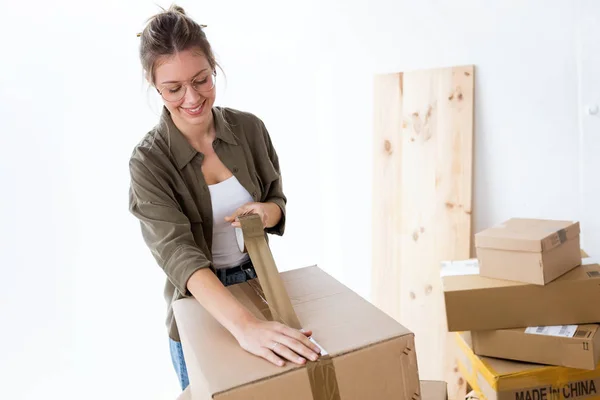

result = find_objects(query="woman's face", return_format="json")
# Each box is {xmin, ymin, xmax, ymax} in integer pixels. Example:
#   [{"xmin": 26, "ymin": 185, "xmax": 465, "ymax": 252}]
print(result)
[{"xmin": 153, "ymin": 49, "xmax": 216, "ymax": 130}]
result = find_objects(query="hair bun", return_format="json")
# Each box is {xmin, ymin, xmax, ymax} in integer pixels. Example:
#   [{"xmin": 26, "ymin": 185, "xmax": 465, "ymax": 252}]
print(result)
[{"xmin": 169, "ymin": 5, "xmax": 186, "ymax": 15}]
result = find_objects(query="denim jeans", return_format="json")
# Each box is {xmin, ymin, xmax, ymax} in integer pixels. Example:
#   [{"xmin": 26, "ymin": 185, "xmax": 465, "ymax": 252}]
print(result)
[
  {"xmin": 169, "ymin": 263, "xmax": 256, "ymax": 391},
  {"xmin": 169, "ymin": 338, "xmax": 190, "ymax": 391}
]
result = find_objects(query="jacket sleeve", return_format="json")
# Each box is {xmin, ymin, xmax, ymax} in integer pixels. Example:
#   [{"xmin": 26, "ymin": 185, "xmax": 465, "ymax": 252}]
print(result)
[
  {"xmin": 258, "ymin": 119, "xmax": 287, "ymax": 236},
  {"xmin": 129, "ymin": 157, "xmax": 211, "ymax": 296}
]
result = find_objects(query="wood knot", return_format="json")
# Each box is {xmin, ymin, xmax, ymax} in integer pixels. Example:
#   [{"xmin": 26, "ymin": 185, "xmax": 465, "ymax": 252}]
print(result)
[
  {"xmin": 383, "ymin": 139, "xmax": 392, "ymax": 154},
  {"xmin": 412, "ymin": 231, "xmax": 419, "ymax": 241},
  {"xmin": 425, "ymin": 285, "xmax": 433, "ymax": 295},
  {"xmin": 411, "ymin": 112, "xmax": 422, "ymax": 134},
  {"xmin": 409, "ymin": 291, "xmax": 416, "ymax": 300}
]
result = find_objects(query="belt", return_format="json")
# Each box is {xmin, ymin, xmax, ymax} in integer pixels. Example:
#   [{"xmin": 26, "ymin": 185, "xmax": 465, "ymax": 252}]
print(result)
[{"xmin": 216, "ymin": 259, "xmax": 257, "ymax": 287}]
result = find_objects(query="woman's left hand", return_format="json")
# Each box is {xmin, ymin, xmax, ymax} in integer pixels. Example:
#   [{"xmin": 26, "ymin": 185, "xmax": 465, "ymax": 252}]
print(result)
[{"xmin": 225, "ymin": 202, "xmax": 269, "ymax": 228}]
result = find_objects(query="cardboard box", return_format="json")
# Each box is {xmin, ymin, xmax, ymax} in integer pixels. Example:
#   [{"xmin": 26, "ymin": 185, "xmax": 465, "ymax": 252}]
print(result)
[
  {"xmin": 442, "ymin": 259, "xmax": 600, "ymax": 332},
  {"xmin": 475, "ymin": 218, "xmax": 581, "ymax": 285},
  {"xmin": 421, "ymin": 380, "xmax": 448, "ymax": 400},
  {"xmin": 173, "ymin": 265, "xmax": 420, "ymax": 400},
  {"xmin": 455, "ymin": 332, "xmax": 600, "ymax": 400},
  {"xmin": 471, "ymin": 324, "xmax": 600, "ymax": 370},
  {"xmin": 177, "ymin": 388, "xmax": 191, "ymax": 400}
]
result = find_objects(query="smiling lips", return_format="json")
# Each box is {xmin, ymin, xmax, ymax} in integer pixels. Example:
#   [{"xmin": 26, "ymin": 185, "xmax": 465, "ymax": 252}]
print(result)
[{"xmin": 181, "ymin": 99, "xmax": 205, "ymax": 116}]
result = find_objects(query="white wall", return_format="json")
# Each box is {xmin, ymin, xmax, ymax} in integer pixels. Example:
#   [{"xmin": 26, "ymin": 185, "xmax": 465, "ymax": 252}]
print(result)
[{"xmin": 0, "ymin": 1, "xmax": 597, "ymax": 399}]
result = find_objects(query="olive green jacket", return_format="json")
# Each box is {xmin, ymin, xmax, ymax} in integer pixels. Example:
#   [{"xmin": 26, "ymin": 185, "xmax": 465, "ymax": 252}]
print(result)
[{"xmin": 128, "ymin": 106, "xmax": 286, "ymax": 341}]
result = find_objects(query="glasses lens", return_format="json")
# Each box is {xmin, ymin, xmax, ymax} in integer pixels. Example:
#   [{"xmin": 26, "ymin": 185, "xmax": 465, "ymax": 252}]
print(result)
[
  {"xmin": 193, "ymin": 73, "xmax": 215, "ymax": 92},
  {"xmin": 161, "ymin": 85, "xmax": 185, "ymax": 102}
]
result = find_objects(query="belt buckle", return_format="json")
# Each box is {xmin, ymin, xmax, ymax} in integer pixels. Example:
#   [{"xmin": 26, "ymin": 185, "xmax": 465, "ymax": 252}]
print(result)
[{"xmin": 240, "ymin": 261, "xmax": 256, "ymax": 280}]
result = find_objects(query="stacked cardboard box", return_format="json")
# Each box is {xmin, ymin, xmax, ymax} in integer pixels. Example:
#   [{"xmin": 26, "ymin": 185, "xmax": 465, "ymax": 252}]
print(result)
[{"xmin": 442, "ymin": 218, "xmax": 600, "ymax": 400}]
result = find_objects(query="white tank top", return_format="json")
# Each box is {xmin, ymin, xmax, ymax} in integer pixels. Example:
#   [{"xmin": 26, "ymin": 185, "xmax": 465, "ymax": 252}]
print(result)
[{"xmin": 208, "ymin": 175, "xmax": 254, "ymax": 269}]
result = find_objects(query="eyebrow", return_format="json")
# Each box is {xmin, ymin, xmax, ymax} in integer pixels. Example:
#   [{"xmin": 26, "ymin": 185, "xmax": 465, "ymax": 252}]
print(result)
[{"xmin": 160, "ymin": 68, "xmax": 209, "ymax": 85}]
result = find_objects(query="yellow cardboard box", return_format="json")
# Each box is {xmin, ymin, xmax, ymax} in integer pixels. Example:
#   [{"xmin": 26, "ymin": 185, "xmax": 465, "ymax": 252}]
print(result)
[{"xmin": 455, "ymin": 332, "xmax": 600, "ymax": 400}]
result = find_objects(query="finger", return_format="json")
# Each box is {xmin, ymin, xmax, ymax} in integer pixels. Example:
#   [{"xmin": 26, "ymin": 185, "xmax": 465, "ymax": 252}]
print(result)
[
  {"xmin": 300, "ymin": 328, "xmax": 313, "ymax": 337},
  {"xmin": 279, "ymin": 326, "xmax": 321, "ymax": 354},
  {"xmin": 225, "ymin": 209, "xmax": 244, "ymax": 223},
  {"xmin": 271, "ymin": 341, "xmax": 307, "ymax": 365},
  {"xmin": 258, "ymin": 347, "xmax": 285, "ymax": 367},
  {"xmin": 275, "ymin": 335, "xmax": 319, "ymax": 362}
]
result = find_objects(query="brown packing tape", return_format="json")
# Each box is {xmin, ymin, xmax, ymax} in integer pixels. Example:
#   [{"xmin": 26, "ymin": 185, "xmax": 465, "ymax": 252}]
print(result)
[
  {"xmin": 243, "ymin": 273, "xmax": 342, "ymax": 400},
  {"xmin": 238, "ymin": 213, "xmax": 341, "ymax": 400},
  {"xmin": 557, "ymin": 228, "xmax": 568, "ymax": 243},
  {"xmin": 240, "ymin": 279, "xmax": 273, "ymax": 321},
  {"xmin": 306, "ymin": 355, "xmax": 341, "ymax": 400},
  {"xmin": 238, "ymin": 213, "xmax": 301, "ymax": 329}
]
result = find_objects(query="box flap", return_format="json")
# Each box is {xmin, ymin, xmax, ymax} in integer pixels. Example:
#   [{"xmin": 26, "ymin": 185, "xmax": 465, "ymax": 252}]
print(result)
[
  {"xmin": 173, "ymin": 265, "xmax": 413, "ymax": 397},
  {"xmin": 443, "ymin": 259, "xmax": 600, "ymax": 293},
  {"xmin": 475, "ymin": 218, "xmax": 580, "ymax": 252}
]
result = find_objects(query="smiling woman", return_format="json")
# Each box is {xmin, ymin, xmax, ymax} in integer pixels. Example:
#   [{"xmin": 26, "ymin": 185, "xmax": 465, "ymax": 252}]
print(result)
[{"xmin": 129, "ymin": 4, "xmax": 321, "ymax": 393}]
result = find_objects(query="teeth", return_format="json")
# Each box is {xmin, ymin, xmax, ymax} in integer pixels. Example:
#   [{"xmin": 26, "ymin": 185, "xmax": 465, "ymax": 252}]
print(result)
[{"xmin": 186, "ymin": 101, "xmax": 204, "ymax": 113}]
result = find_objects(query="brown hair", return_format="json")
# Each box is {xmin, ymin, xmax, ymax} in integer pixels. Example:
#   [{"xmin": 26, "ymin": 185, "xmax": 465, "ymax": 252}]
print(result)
[{"xmin": 138, "ymin": 4, "xmax": 220, "ymax": 86}]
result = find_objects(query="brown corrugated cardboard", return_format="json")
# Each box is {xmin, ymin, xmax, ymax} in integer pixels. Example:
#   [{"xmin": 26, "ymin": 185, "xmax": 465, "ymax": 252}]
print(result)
[
  {"xmin": 176, "ymin": 387, "xmax": 191, "ymax": 400},
  {"xmin": 421, "ymin": 381, "xmax": 448, "ymax": 400},
  {"xmin": 471, "ymin": 324, "xmax": 600, "ymax": 370},
  {"xmin": 442, "ymin": 259, "xmax": 600, "ymax": 332},
  {"xmin": 173, "ymin": 265, "xmax": 420, "ymax": 400},
  {"xmin": 475, "ymin": 218, "xmax": 581, "ymax": 285},
  {"xmin": 455, "ymin": 332, "xmax": 600, "ymax": 400}
]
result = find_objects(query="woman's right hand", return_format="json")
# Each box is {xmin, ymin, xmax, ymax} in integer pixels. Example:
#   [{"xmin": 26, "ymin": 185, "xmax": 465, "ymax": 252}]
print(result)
[{"xmin": 233, "ymin": 316, "xmax": 322, "ymax": 367}]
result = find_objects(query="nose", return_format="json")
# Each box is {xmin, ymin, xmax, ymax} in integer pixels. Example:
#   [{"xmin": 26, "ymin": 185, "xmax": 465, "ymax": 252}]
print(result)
[{"xmin": 182, "ymin": 84, "xmax": 202, "ymax": 105}]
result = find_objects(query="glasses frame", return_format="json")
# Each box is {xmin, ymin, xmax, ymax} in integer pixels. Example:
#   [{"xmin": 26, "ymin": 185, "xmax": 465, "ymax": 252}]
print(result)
[{"xmin": 156, "ymin": 70, "xmax": 217, "ymax": 103}]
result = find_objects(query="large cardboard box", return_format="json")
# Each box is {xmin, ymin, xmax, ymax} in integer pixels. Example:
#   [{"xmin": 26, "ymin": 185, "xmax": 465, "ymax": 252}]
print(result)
[
  {"xmin": 475, "ymin": 218, "xmax": 581, "ymax": 285},
  {"xmin": 173, "ymin": 265, "xmax": 420, "ymax": 400},
  {"xmin": 455, "ymin": 332, "xmax": 600, "ymax": 400},
  {"xmin": 442, "ymin": 259, "xmax": 600, "ymax": 332},
  {"xmin": 471, "ymin": 324, "xmax": 600, "ymax": 370},
  {"xmin": 421, "ymin": 381, "xmax": 448, "ymax": 400}
]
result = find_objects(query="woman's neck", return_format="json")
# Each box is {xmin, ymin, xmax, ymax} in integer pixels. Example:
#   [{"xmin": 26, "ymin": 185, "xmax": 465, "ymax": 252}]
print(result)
[{"xmin": 172, "ymin": 110, "xmax": 216, "ymax": 145}]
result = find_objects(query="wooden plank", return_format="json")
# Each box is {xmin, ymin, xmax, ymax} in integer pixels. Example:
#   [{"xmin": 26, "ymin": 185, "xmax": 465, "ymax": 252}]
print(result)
[{"xmin": 372, "ymin": 65, "xmax": 474, "ymax": 400}]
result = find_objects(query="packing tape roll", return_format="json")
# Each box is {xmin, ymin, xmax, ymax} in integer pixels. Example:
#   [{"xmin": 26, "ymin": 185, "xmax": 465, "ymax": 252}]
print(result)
[{"xmin": 235, "ymin": 227, "xmax": 246, "ymax": 253}]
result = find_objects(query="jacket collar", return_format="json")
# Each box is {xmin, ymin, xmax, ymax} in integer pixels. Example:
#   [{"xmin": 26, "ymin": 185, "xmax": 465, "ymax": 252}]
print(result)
[{"xmin": 157, "ymin": 106, "xmax": 238, "ymax": 170}]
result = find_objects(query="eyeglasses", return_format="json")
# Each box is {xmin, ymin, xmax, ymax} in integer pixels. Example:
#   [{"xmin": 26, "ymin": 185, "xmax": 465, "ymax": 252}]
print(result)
[{"xmin": 157, "ymin": 70, "xmax": 216, "ymax": 102}]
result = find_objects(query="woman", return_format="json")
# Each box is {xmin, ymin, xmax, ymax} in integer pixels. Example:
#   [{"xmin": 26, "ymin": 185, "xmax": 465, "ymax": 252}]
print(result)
[{"xmin": 129, "ymin": 5, "xmax": 321, "ymax": 390}]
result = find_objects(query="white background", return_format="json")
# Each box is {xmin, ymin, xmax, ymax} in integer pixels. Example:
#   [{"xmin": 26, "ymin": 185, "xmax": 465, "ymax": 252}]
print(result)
[{"xmin": 0, "ymin": 0, "xmax": 598, "ymax": 399}]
